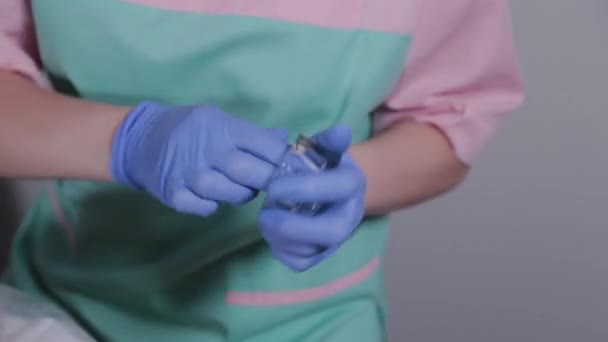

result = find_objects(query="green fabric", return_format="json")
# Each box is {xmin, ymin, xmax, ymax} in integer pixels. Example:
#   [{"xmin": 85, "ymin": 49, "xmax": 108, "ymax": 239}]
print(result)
[{"xmin": 5, "ymin": 0, "xmax": 412, "ymax": 340}]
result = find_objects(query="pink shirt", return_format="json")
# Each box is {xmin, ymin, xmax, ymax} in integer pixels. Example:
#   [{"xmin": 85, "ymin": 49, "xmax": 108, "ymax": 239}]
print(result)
[{"xmin": 0, "ymin": 0, "xmax": 524, "ymax": 163}]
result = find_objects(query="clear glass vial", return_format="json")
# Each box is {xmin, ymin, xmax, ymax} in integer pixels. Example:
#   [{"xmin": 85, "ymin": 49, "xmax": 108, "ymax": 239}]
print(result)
[{"xmin": 263, "ymin": 135, "xmax": 341, "ymax": 215}]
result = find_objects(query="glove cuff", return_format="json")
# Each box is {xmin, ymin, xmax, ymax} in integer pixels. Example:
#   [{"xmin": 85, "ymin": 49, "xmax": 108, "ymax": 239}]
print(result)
[{"xmin": 109, "ymin": 101, "xmax": 164, "ymax": 189}]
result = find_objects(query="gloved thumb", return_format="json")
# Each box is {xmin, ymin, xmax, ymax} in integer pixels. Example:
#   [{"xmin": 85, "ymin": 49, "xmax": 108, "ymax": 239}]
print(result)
[{"xmin": 313, "ymin": 124, "xmax": 352, "ymax": 154}]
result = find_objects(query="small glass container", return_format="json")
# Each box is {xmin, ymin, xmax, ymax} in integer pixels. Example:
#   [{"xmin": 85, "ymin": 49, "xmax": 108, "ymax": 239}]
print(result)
[{"xmin": 263, "ymin": 135, "xmax": 341, "ymax": 215}]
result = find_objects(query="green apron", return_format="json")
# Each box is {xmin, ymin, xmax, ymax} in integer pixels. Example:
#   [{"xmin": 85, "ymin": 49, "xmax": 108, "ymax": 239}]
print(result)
[{"xmin": 4, "ymin": 1, "xmax": 412, "ymax": 340}]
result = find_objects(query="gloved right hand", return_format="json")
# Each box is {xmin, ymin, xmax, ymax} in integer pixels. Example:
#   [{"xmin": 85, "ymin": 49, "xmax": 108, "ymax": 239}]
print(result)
[{"xmin": 110, "ymin": 101, "xmax": 289, "ymax": 216}]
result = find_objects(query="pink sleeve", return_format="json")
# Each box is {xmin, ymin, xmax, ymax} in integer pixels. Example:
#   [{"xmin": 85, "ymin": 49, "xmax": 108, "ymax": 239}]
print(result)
[
  {"xmin": 0, "ymin": 0, "xmax": 46, "ymax": 85},
  {"xmin": 376, "ymin": 0, "xmax": 524, "ymax": 164}
]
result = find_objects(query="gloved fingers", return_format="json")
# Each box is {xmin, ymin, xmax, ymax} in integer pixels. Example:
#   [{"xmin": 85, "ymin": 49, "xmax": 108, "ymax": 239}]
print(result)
[
  {"xmin": 277, "ymin": 246, "xmax": 338, "ymax": 272},
  {"xmin": 232, "ymin": 121, "xmax": 289, "ymax": 166},
  {"xmin": 271, "ymin": 252, "xmax": 320, "ymax": 273},
  {"xmin": 259, "ymin": 225, "xmax": 323, "ymax": 257},
  {"xmin": 266, "ymin": 168, "xmax": 363, "ymax": 204},
  {"xmin": 259, "ymin": 209, "xmax": 356, "ymax": 247},
  {"xmin": 312, "ymin": 125, "xmax": 352, "ymax": 154},
  {"xmin": 214, "ymin": 150, "xmax": 278, "ymax": 191},
  {"xmin": 269, "ymin": 240, "xmax": 322, "ymax": 258},
  {"xmin": 285, "ymin": 243, "xmax": 324, "ymax": 258},
  {"xmin": 267, "ymin": 127, "xmax": 289, "ymax": 142},
  {"xmin": 165, "ymin": 184, "xmax": 218, "ymax": 216},
  {"xmin": 185, "ymin": 170, "xmax": 256, "ymax": 205}
]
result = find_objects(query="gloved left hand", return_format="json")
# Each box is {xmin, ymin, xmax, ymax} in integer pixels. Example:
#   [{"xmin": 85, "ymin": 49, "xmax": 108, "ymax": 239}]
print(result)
[
  {"xmin": 110, "ymin": 101, "xmax": 289, "ymax": 217},
  {"xmin": 258, "ymin": 126, "xmax": 367, "ymax": 272}
]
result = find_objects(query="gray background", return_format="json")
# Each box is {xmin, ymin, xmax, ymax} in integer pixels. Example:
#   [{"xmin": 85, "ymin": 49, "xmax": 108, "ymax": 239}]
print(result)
[
  {"xmin": 1, "ymin": 1, "xmax": 607, "ymax": 341},
  {"xmin": 385, "ymin": 1, "xmax": 608, "ymax": 341}
]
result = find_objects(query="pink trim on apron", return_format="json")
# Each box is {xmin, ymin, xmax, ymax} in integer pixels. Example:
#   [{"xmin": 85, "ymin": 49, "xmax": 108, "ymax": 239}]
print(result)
[
  {"xmin": 226, "ymin": 257, "xmax": 380, "ymax": 306},
  {"xmin": 46, "ymin": 183, "xmax": 77, "ymax": 250}
]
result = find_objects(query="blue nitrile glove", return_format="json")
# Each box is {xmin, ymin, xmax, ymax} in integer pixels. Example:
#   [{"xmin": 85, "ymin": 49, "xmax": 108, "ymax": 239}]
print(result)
[
  {"xmin": 258, "ymin": 125, "xmax": 367, "ymax": 272},
  {"xmin": 111, "ymin": 101, "xmax": 289, "ymax": 216}
]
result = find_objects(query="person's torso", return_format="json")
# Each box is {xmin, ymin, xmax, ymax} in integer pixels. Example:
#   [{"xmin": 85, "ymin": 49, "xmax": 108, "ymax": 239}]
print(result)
[{"xmin": 8, "ymin": 1, "xmax": 416, "ymax": 340}]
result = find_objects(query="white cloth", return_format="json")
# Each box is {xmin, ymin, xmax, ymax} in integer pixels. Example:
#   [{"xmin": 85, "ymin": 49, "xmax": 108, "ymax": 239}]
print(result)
[{"xmin": 0, "ymin": 284, "xmax": 95, "ymax": 342}]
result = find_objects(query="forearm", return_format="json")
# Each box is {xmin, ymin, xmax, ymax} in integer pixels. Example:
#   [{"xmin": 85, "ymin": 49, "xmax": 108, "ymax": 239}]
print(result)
[
  {"xmin": 0, "ymin": 71, "xmax": 129, "ymax": 180},
  {"xmin": 350, "ymin": 121, "xmax": 469, "ymax": 216}
]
